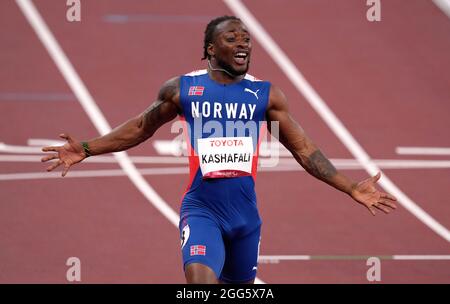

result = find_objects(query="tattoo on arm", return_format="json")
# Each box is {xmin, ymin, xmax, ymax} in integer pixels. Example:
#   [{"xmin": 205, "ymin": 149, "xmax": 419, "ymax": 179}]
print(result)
[
  {"xmin": 143, "ymin": 100, "xmax": 164, "ymax": 128},
  {"xmin": 141, "ymin": 78, "xmax": 180, "ymax": 135},
  {"xmin": 267, "ymin": 85, "xmax": 352, "ymax": 193},
  {"xmin": 304, "ymin": 150, "xmax": 337, "ymax": 180},
  {"xmin": 157, "ymin": 79, "xmax": 179, "ymax": 105}
]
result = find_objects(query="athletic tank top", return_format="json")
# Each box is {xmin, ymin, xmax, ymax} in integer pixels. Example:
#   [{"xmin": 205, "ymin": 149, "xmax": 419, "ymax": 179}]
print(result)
[{"xmin": 179, "ymin": 69, "xmax": 271, "ymax": 192}]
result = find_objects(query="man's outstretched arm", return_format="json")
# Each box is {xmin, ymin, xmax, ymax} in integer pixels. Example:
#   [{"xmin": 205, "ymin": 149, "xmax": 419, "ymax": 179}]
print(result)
[
  {"xmin": 81, "ymin": 77, "xmax": 180, "ymax": 154},
  {"xmin": 266, "ymin": 85, "xmax": 397, "ymax": 215},
  {"xmin": 41, "ymin": 77, "xmax": 181, "ymax": 176}
]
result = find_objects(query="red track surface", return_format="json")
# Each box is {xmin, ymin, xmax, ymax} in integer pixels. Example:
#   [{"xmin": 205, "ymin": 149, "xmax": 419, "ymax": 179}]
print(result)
[{"xmin": 1, "ymin": 0, "xmax": 449, "ymax": 283}]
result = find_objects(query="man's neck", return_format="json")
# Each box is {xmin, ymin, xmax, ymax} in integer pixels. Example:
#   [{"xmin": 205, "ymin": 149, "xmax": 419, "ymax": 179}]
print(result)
[{"xmin": 207, "ymin": 60, "xmax": 245, "ymax": 84}]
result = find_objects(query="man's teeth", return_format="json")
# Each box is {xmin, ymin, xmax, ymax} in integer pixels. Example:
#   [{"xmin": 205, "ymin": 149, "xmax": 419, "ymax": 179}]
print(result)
[{"xmin": 235, "ymin": 52, "xmax": 247, "ymax": 58}]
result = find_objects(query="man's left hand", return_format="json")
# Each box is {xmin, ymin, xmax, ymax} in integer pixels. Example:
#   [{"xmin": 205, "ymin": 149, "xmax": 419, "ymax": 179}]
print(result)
[{"xmin": 351, "ymin": 172, "xmax": 397, "ymax": 216}]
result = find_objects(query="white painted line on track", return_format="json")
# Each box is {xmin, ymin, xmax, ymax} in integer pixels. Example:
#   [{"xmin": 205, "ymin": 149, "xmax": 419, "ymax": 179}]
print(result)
[
  {"xmin": 3, "ymin": 159, "xmax": 450, "ymax": 181},
  {"xmin": 0, "ymin": 142, "xmax": 43, "ymax": 154},
  {"xmin": 396, "ymin": 147, "xmax": 450, "ymax": 156},
  {"xmin": 259, "ymin": 255, "xmax": 311, "ymax": 261},
  {"xmin": 0, "ymin": 167, "xmax": 188, "ymax": 181},
  {"xmin": 153, "ymin": 139, "xmax": 293, "ymax": 157},
  {"xmin": 264, "ymin": 159, "xmax": 450, "ymax": 170},
  {"xmin": 27, "ymin": 138, "xmax": 65, "ymax": 146},
  {"xmin": 223, "ymin": 0, "xmax": 450, "ymax": 242},
  {"xmin": 16, "ymin": 0, "xmax": 179, "ymax": 227},
  {"xmin": 433, "ymin": 0, "xmax": 450, "ymax": 19},
  {"xmin": 2, "ymin": 154, "xmax": 450, "ymax": 170},
  {"xmin": 0, "ymin": 154, "xmax": 189, "ymax": 164},
  {"xmin": 393, "ymin": 255, "xmax": 450, "ymax": 260},
  {"xmin": 258, "ymin": 255, "xmax": 450, "ymax": 262}
]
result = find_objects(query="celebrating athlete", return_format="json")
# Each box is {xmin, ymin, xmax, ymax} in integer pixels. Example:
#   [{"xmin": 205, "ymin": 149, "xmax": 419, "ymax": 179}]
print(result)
[{"xmin": 41, "ymin": 16, "xmax": 397, "ymax": 284}]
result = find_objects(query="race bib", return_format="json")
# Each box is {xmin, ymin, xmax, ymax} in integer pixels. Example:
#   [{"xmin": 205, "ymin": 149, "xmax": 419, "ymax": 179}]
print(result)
[{"xmin": 197, "ymin": 136, "xmax": 254, "ymax": 178}]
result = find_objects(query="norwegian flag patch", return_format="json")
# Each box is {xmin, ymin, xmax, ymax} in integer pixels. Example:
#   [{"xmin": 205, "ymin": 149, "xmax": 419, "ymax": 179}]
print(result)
[
  {"xmin": 188, "ymin": 86, "xmax": 205, "ymax": 96},
  {"xmin": 190, "ymin": 245, "xmax": 206, "ymax": 256}
]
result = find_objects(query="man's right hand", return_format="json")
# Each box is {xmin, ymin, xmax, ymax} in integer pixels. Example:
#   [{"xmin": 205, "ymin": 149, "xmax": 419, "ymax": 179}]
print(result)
[{"xmin": 41, "ymin": 133, "xmax": 87, "ymax": 177}]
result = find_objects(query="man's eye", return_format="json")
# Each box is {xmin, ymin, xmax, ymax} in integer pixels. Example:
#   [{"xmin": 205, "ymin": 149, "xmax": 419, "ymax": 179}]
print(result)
[{"xmin": 226, "ymin": 37, "xmax": 235, "ymax": 42}]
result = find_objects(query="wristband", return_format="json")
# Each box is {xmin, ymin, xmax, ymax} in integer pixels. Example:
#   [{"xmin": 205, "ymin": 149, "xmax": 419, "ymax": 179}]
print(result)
[{"xmin": 81, "ymin": 141, "xmax": 92, "ymax": 157}]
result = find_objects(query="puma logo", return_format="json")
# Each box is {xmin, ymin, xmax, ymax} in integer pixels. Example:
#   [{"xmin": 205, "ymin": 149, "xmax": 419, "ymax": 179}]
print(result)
[{"xmin": 244, "ymin": 88, "xmax": 260, "ymax": 100}]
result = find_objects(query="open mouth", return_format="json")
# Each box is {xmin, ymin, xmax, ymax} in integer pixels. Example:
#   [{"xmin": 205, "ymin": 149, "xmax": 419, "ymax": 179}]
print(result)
[{"xmin": 233, "ymin": 52, "xmax": 248, "ymax": 65}]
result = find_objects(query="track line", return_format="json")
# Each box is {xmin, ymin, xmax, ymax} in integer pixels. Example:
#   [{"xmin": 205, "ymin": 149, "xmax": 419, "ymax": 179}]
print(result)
[
  {"xmin": 0, "ymin": 143, "xmax": 42, "ymax": 154},
  {"xmin": 433, "ymin": 0, "xmax": 450, "ymax": 18},
  {"xmin": 393, "ymin": 255, "xmax": 450, "ymax": 260},
  {"xmin": 3, "ymin": 154, "xmax": 450, "ymax": 170},
  {"xmin": 0, "ymin": 167, "xmax": 188, "ymax": 181},
  {"xmin": 223, "ymin": 0, "xmax": 450, "ymax": 242},
  {"xmin": 396, "ymin": 147, "xmax": 450, "ymax": 156},
  {"xmin": 103, "ymin": 14, "xmax": 214, "ymax": 24},
  {"xmin": 0, "ymin": 153, "xmax": 188, "ymax": 164},
  {"xmin": 15, "ymin": 1, "xmax": 180, "ymax": 225},
  {"xmin": 27, "ymin": 139, "xmax": 65, "ymax": 146},
  {"xmin": 258, "ymin": 255, "xmax": 450, "ymax": 262},
  {"xmin": 3, "ymin": 158, "xmax": 450, "ymax": 181}
]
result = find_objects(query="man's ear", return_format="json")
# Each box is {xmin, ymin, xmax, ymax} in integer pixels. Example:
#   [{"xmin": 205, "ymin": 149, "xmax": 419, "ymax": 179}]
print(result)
[{"xmin": 207, "ymin": 43, "xmax": 215, "ymax": 58}]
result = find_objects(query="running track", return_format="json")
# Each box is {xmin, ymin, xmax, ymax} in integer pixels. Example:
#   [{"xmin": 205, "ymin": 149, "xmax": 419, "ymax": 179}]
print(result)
[{"xmin": 1, "ymin": 0, "xmax": 449, "ymax": 283}]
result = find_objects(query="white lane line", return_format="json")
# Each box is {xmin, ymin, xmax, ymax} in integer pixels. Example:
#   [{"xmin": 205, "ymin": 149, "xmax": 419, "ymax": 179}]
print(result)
[
  {"xmin": 396, "ymin": 147, "xmax": 450, "ymax": 156},
  {"xmin": 0, "ymin": 154, "xmax": 189, "ymax": 164},
  {"xmin": 3, "ymin": 154, "xmax": 450, "ymax": 169},
  {"xmin": 3, "ymin": 159, "xmax": 450, "ymax": 181},
  {"xmin": 265, "ymin": 159, "xmax": 450, "ymax": 170},
  {"xmin": 433, "ymin": 0, "xmax": 450, "ymax": 18},
  {"xmin": 27, "ymin": 138, "xmax": 65, "ymax": 146},
  {"xmin": 223, "ymin": 0, "xmax": 450, "ymax": 243},
  {"xmin": 0, "ymin": 142, "xmax": 43, "ymax": 154},
  {"xmin": 0, "ymin": 167, "xmax": 188, "ymax": 181},
  {"xmin": 103, "ymin": 14, "xmax": 214, "ymax": 24},
  {"xmin": 259, "ymin": 255, "xmax": 311, "ymax": 261},
  {"xmin": 258, "ymin": 255, "xmax": 450, "ymax": 262},
  {"xmin": 358, "ymin": 160, "xmax": 450, "ymax": 169},
  {"xmin": 274, "ymin": 159, "xmax": 450, "ymax": 169},
  {"xmin": 1, "ymin": 139, "xmax": 293, "ymax": 157},
  {"xmin": 153, "ymin": 139, "xmax": 293, "ymax": 157},
  {"xmin": 16, "ymin": 0, "xmax": 179, "ymax": 227},
  {"xmin": 393, "ymin": 255, "xmax": 450, "ymax": 260}
]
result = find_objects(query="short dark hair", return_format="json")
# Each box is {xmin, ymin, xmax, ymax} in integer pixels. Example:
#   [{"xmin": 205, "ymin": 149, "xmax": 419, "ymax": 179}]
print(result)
[{"xmin": 202, "ymin": 15, "xmax": 241, "ymax": 60}]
